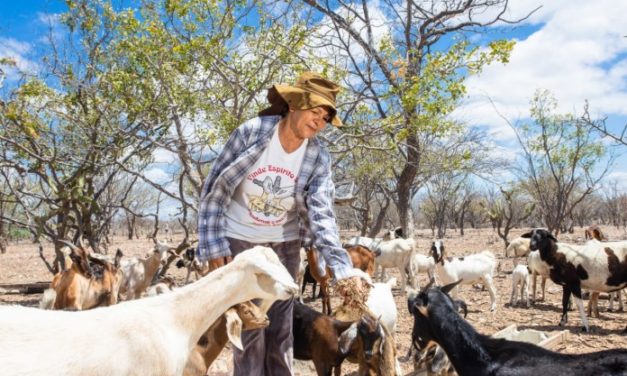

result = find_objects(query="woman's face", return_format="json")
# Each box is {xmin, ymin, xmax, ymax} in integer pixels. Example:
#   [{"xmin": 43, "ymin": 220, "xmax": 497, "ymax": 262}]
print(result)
[{"xmin": 287, "ymin": 106, "xmax": 331, "ymax": 140}]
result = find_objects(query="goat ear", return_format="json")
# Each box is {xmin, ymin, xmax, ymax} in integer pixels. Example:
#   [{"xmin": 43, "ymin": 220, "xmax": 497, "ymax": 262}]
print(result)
[
  {"xmin": 378, "ymin": 325, "xmax": 386, "ymax": 354},
  {"xmin": 338, "ymin": 322, "xmax": 358, "ymax": 355},
  {"xmin": 224, "ymin": 308, "xmax": 244, "ymax": 351},
  {"xmin": 441, "ymin": 279, "xmax": 462, "ymax": 295},
  {"xmin": 520, "ymin": 231, "xmax": 532, "ymax": 239}
]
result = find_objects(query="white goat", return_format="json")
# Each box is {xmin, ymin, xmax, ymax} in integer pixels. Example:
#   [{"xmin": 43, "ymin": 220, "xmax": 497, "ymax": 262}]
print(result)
[
  {"xmin": 408, "ymin": 253, "xmax": 436, "ymax": 289},
  {"xmin": 375, "ymin": 238, "xmax": 416, "ymax": 292},
  {"xmin": 345, "ymin": 236, "xmax": 383, "ymax": 252},
  {"xmin": 430, "ymin": 240, "xmax": 498, "ymax": 311},
  {"xmin": 510, "ymin": 264, "xmax": 530, "ymax": 307},
  {"xmin": 0, "ymin": 246, "xmax": 298, "ymax": 376},
  {"xmin": 118, "ymin": 239, "xmax": 173, "ymax": 300},
  {"xmin": 527, "ymin": 250, "xmax": 550, "ymax": 303},
  {"xmin": 367, "ymin": 277, "xmax": 398, "ymax": 335}
]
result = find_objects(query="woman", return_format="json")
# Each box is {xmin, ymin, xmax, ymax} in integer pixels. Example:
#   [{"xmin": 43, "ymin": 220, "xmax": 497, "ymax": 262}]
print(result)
[{"xmin": 197, "ymin": 72, "xmax": 364, "ymax": 375}]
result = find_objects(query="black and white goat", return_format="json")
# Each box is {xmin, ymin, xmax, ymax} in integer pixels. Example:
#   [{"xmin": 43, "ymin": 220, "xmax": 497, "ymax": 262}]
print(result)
[
  {"xmin": 521, "ymin": 228, "xmax": 627, "ymax": 332},
  {"xmin": 407, "ymin": 281, "xmax": 627, "ymax": 376}
]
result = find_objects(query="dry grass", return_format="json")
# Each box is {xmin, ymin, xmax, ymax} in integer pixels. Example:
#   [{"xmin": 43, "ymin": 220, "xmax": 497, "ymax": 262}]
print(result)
[{"xmin": 2, "ymin": 226, "xmax": 627, "ymax": 375}]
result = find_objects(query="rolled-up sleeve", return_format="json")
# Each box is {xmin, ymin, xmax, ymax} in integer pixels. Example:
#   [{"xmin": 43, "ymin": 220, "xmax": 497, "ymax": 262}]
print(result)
[{"xmin": 197, "ymin": 128, "xmax": 245, "ymax": 262}]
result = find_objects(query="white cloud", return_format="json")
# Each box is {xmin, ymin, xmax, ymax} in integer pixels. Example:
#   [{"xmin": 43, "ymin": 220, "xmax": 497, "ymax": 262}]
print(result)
[
  {"xmin": 0, "ymin": 37, "xmax": 38, "ymax": 79},
  {"xmin": 152, "ymin": 148, "xmax": 178, "ymax": 164},
  {"xmin": 144, "ymin": 167, "xmax": 170, "ymax": 184},
  {"xmin": 457, "ymin": 0, "xmax": 627, "ymax": 141},
  {"xmin": 37, "ymin": 12, "xmax": 61, "ymax": 26}
]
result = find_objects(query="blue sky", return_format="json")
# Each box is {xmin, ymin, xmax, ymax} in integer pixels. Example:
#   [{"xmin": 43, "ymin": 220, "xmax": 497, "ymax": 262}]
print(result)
[{"xmin": 2, "ymin": 0, "xmax": 627, "ymax": 201}]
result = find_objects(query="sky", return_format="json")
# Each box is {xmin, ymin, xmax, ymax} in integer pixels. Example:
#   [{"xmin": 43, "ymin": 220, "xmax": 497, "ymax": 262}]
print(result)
[{"xmin": 1, "ymin": 0, "xmax": 627, "ymax": 214}]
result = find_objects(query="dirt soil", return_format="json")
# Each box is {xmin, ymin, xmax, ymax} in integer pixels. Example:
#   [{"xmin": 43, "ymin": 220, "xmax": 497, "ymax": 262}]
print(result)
[{"xmin": 2, "ymin": 226, "xmax": 627, "ymax": 375}]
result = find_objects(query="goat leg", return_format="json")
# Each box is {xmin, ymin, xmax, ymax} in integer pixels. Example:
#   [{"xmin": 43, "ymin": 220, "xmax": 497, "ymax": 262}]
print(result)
[{"xmin": 559, "ymin": 287, "xmax": 571, "ymax": 327}]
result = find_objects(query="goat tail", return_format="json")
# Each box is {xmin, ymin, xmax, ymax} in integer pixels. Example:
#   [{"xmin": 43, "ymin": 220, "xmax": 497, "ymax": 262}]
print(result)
[{"xmin": 39, "ymin": 288, "xmax": 57, "ymax": 310}]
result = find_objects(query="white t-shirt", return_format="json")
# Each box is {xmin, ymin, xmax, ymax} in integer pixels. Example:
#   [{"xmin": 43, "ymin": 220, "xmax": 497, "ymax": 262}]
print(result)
[{"xmin": 224, "ymin": 125, "xmax": 308, "ymax": 242}]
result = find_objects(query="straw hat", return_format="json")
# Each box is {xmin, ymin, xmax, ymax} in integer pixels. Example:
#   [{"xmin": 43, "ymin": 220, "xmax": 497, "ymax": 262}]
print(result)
[{"xmin": 258, "ymin": 72, "xmax": 342, "ymax": 126}]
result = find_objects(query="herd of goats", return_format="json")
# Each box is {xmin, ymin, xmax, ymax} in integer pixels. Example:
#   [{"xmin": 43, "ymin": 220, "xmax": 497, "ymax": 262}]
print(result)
[{"xmin": 2, "ymin": 225, "xmax": 627, "ymax": 376}]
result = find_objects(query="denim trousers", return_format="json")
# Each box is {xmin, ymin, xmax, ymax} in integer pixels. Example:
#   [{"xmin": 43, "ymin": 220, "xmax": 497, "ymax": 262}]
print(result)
[{"xmin": 227, "ymin": 237, "xmax": 301, "ymax": 376}]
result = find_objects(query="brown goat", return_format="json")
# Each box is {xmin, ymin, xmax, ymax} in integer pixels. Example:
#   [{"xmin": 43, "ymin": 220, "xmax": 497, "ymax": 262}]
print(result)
[
  {"xmin": 41, "ymin": 246, "xmax": 124, "ymax": 310},
  {"xmin": 293, "ymin": 301, "xmax": 355, "ymax": 376},
  {"xmin": 183, "ymin": 301, "xmax": 269, "ymax": 376},
  {"xmin": 345, "ymin": 245, "xmax": 376, "ymax": 277},
  {"xmin": 584, "ymin": 224, "xmax": 606, "ymax": 241},
  {"xmin": 306, "ymin": 247, "xmax": 332, "ymax": 315}
]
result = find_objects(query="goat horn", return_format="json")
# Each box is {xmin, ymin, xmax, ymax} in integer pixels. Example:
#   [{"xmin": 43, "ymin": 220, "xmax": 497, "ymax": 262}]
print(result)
[
  {"xmin": 441, "ymin": 279, "xmax": 463, "ymax": 295},
  {"xmin": 422, "ymin": 279, "xmax": 435, "ymax": 293}
]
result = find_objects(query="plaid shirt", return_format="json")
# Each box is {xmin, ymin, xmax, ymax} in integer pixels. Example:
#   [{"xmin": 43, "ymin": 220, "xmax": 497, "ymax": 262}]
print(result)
[{"xmin": 197, "ymin": 116, "xmax": 355, "ymax": 280}]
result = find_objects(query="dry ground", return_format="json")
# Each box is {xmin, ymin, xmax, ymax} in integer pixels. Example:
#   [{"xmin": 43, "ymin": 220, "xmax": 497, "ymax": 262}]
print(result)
[{"xmin": 2, "ymin": 226, "xmax": 627, "ymax": 375}]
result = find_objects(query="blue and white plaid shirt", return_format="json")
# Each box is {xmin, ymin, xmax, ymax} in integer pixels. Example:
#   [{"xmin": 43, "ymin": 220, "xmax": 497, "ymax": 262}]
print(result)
[{"xmin": 197, "ymin": 116, "xmax": 355, "ymax": 280}]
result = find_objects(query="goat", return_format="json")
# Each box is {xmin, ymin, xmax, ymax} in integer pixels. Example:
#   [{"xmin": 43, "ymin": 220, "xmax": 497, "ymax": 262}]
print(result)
[
  {"xmin": 40, "ymin": 246, "xmax": 124, "ymax": 310},
  {"xmin": 585, "ymin": 224, "xmax": 606, "ymax": 241},
  {"xmin": 383, "ymin": 227, "xmax": 404, "ymax": 241},
  {"xmin": 405, "ymin": 287, "xmax": 466, "ymax": 376},
  {"xmin": 374, "ymin": 238, "xmax": 416, "ymax": 292},
  {"xmin": 527, "ymin": 250, "xmax": 550, "ymax": 303},
  {"xmin": 345, "ymin": 236, "xmax": 383, "ymax": 252},
  {"xmin": 118, "ymin": 239, "xmax": 173, "ymax": 300},
  {"xmin": 408, "ymin": 281, "xmax": 627, "ymax": 376},
  {"xmin": 580, "ymin": 234, "xmax": 625, "ymax": 318},
  {"xmin": 183, "ymin": 301, "xmax": 269, "ymax": 376},
  {"xmin": 408, "ymin": 253, "xmax": 436, "ymax": 289},
  {"xmin": 306, "ymin": 247, "xmax": 332, "ymax": 314},
  {"xmin": 334, "ymin": 274, "xmax": 400, "ymax": 376},
  {"xmin": 345, "ymin": 244, "xmax": 376, "ymax": 277},
  {"xmin": 296, "ymin": 247, "xmax": 308, "ymax": 303},
  {"xmin": 588, "ymin": 290, "xmax": 624, "ymax": 318},
  {"xmin": 522, "ymin": 229, "xmax": 627, "ymax": 331},
  {"xmin": 293, "ymin": 301, "xmax": 355, "ymax": 376},
  {"xmin": 412, "ymin": 341, "xmax": 457, "ymax": 376},
  {"xmin": 367, "ymin": 277, "xmax": 398, "ymax": 334},
  {"xmin": 0, "ymin": 246, "xmax": 298, "ymax": 376},
  {"xmin": 302, "ymin": 264, "xmax": 322, "ymax": 300},
  {"xmin": 510, "ymin": 264, "xmax": 530, "ymax": 307},
  {"xmin": 506, "ymin": 237, "xmax": 531, "ymax": 258},
  {"xmin": 430, "ymin": 240, "xmax": 498, "ymax": 311},
  {"xmin": 339, "ymin": 312, "xmax": 398, "ymax": 376},
  {"xmin": 175, "ymin": 247, "xmax": 210, "ymax": 284},
  {"xmin": 145, "ymin": 276, "xmax": 177, "ymax": 297}
]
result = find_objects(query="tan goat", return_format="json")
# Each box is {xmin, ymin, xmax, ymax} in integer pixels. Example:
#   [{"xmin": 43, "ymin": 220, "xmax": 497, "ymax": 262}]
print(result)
[
  {"xmin": 40, "ymin": 246, "xmax": 123, "ymax": 310},
  {"xmin": 345, "ymin": 245, "xmax": 376, "ymax": 277},
  {"xmin": 183, "ymin": 301, "xmax": 269, "ymax": 376}
]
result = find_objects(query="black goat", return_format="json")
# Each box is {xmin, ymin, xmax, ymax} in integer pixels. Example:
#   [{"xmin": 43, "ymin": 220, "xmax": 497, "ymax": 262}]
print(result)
[
  {"xmin": 301, "ymin": 264, "xmax": 323, "ymax": 300},
  {"xmin": 407, "ymin": 280, "xmax": 627, "ymax": 376}
]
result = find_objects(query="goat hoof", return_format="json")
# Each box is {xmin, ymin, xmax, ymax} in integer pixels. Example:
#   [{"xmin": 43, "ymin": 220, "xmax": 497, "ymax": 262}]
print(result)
[{"xmin": 581, "ymin": 326, "xmax": 590, "ymax": 333}]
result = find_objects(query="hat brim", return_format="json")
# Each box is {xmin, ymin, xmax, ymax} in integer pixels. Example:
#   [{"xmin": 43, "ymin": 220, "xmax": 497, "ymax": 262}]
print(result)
[{"xmin": 274, "ymin": 84, "xmax": 342, "ymax": 127}]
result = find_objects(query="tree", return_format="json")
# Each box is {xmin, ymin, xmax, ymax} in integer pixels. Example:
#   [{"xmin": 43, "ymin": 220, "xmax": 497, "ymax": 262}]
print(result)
[
  {"xmin": 482, "ymin": 185, "xmax": 535, "ymax": 253},
  {"xmin": 514, "ymin": 90, "xmax": 613, "ymax": 235},
  {"xmin": 581, "ymin": 101, "xmax": 627, "ymax": 147},
  {"xmin": 297, "ymin": 0, "xmax": 531, "ymax": 237}
]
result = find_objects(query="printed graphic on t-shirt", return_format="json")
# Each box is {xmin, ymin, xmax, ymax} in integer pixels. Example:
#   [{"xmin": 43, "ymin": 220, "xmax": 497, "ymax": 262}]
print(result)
[{"xmin": 245, "ymin": 165, "xmax": 296, "ymax": 226}]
